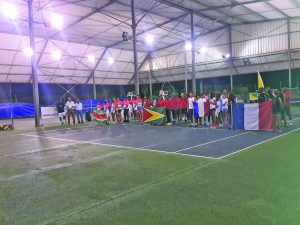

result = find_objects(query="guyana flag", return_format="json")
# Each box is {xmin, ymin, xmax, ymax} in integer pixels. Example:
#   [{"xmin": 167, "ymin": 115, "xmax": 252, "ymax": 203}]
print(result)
[
  {"xmin": 93, "ymin": 109, "xmax": 108, "ymax": 124},
  {"xmin": 143, "ymin": 107, "xmax": 166, "ymax": 125}
]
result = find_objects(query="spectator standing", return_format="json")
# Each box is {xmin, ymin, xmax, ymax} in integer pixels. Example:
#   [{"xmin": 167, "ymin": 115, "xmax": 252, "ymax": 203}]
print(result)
[
  {"xmin": 56, "ymin": 99, "xmax": 66, "ymax": 125},
  {"xmin": 65, "ymin": 97, "xmax": 76, "ymax": 125},
  {"xmin": 75, "ymin": 99, "xmax": 83, "ymax": 124}
]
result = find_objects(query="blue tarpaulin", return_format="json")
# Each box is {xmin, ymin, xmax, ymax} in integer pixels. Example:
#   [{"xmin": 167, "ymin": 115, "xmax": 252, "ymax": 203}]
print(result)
[
  {"xmin": 82, "ymin": 99, "xmax": 106, "ymax": 113},
  {"xmin": 0, "ymin": 103, "xmax": 35, "ymax": 119}
]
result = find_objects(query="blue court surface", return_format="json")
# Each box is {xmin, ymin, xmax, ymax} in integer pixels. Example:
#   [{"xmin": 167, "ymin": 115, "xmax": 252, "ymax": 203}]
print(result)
[{"xmin": 21, "ymin": 118, "xmax": 300, "ymax": 160}]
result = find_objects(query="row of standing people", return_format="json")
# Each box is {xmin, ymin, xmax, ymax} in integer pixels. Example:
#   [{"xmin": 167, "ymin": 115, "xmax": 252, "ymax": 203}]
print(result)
[{"xmin": 96, "ymin": 92, "xmax": 233, "ymax": 128}]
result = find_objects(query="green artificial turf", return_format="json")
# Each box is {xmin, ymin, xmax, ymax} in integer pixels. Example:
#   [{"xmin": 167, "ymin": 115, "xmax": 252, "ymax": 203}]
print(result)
[{"xmin": 1, "ymin": 130, "xmax": 300, "ymax": 225}]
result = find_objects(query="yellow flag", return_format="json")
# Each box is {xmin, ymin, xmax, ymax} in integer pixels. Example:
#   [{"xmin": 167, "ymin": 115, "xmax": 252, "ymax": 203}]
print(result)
[{"xmin": 257, "ymin": 71, "xmax": 264, "ymax": 89}]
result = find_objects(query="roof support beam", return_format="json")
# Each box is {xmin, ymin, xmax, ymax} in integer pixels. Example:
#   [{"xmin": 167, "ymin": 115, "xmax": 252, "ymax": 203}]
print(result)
[
  {"xmin": 153, "ymin": 0, "xmax": 229, "ymax": 26},
  {"xmin": 106, "ymin": 13, "xmax": 189, "ymax": 49},
  {"xmin": 199, "ymin": 0, "xmax": 271, "ymax": 12},
  {"xmin": 127, "ymin": 52, "xmax": 151, "ymax": 85},
  {"xmin": 155, "ymin": 26, "xmax": 227, "ymax": 52},
  {"xmin": 117, "ymin": 1, "xmax": 210, "ymax": 31},
  {"xmin": 264, "ymin": 1, "xmax": 290, "ymax": 18},
  {"xmin": 85, "ymin": 48, "xmax": 108, "ymax": 84}
]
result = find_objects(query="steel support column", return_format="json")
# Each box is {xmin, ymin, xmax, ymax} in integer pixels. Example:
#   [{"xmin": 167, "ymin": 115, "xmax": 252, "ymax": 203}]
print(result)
[
  {"xmin": 287, "ymin": 18, "xmax": 292, "ymax": 88},
  {"xmin": 148, "ymin": 54, "xmax": 153, "ymax": 100},
  {"xmin": 184, "ymin": 51, "xmax": 188, "ymax": 94},
  {"xmin": 191, "ymin": 12, "xmax": 196, "ymax": 94},
  {"xmin": 228, "ymin": 25, "xmax": 234, "ymax": 92},
  {"xmin": 92, "ymin": 72, "xmax": 96, "ymax": 99},
  {"xmin": 28, "ymin": 0, "xmax": 40, "ymax": 127},
  {"xmin": 131, "ymin": 0, "xmax": 139, "ymax": 95}
]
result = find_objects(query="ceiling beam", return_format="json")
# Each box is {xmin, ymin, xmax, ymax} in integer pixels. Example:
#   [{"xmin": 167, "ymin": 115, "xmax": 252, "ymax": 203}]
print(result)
[
  {"xmin": 85, "ymin": 48, "xmax": 108, "ymax": 84},
  {"xmin": 155, "ymin": 26, "xmax": 227, "ymax": 52},
  {"xmin": 264, "ymin": 1, "xmax": 290, "ymax": 18},
  {"xmin": 198, "ymin": 0, "xmax": 271, "ymax": 12},
  {"xmin": 153, "ymin": 0, "xmax": 229, "ymax": 26},
  {"xmin": 127, "ymin": 52, "xmax": 151, "ymax": 85},
  {"xmin": 106, "ymin": 13, "xmax": 189, "ymax": 49}
]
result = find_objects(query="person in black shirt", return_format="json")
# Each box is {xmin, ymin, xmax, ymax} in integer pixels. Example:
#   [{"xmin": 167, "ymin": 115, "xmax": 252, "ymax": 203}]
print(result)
[{"xmin": 57, "ymin": 99, "xmax": 66, "ymax": 125}]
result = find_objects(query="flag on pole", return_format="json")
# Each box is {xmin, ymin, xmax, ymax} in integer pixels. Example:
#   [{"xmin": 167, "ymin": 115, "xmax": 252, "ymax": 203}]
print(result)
[{"xmin": 257, "ymin": 71, "xmax": 264, "ymax": 89}]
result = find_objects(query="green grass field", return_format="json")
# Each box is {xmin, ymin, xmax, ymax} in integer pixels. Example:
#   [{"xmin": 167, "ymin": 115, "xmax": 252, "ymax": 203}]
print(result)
[{"xmin": 1, "ymin": 128, "xmax": 300, "ymax": 225}]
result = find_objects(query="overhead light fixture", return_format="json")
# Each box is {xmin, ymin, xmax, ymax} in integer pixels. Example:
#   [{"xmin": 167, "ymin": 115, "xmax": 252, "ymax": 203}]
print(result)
[
  {"xmin": 122, "ymin": 32, "xmax": 128, "ymax": 41},
  {"xmin": 50, "ymin": 13, "xmax": 63, "ymax": 29},
  {"xmin": 23, "ymin": 47, "xmax": 33, "ymax": 57},
  {"xmin": 1, "ymin": 2, "xmax": 18, "ymax": 20},
  {"xmin": 88, "ymin": 55, "xmax": 95, "ymax": 63},
  {"xmin": 108, "ymin": 57, "xmax": 114, "ymax": 65},
  {"xmin": 51, "ymin": 50, "xmax": 61, "ymax": 61},
  {"xmin": 145, "ymin": 34, "xmax": 154, "ymax": 45},
  {"xmin": 185, "ymin": 41, "xmax": 192, "ymax": 51},
  {"xmin": 200, "ymin": 46, "xmax": 207, "ymax": 54}
]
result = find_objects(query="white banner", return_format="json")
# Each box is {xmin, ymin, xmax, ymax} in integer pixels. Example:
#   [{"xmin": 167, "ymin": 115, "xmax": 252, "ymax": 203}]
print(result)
[{"xmin": 41, "ymin": 107, "xmax": 58, "ymax": 119}]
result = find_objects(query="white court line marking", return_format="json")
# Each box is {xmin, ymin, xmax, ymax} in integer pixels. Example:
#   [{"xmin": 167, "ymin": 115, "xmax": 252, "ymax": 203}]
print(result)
[
  {"xmin": 175, "ymin": 132, "xmax": 251, "ymax": 153},
  {"xmin": 0, "ymin": 137, "xmax": 38, "ymax": 146},
  {"xmin": 10, "ymin": 143, "xmax": 78, "ymax": 156},
  {"xmin": 0, "ymin": 151, "xmax": 122, "ymax": 182},
  {"xmin": 19, "ymin": 134, "xmax": 216, "ymax": 160},
  {"xmin": 18, "ymin": 125, "xmax": 97, "ymax": 136},
  {"xmin": 217, "ymin": 127, "xmax": 300, "ymax": 160}
]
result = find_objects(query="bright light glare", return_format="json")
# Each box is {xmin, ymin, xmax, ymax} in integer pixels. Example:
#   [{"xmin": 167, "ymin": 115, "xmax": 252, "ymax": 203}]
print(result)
[
  {"xmin": 23, "ymin": 47, "xmax": 33, "ymax": 57},
  {"xmin": 200, "ymin": 46, "xmax": 207, "ymax": 54},
  {"xmin": 50, "ymin": 13, "xmax": 63, "ymax": 29},
  {"xmin": 145, "ymin": 34, "xmax": 154, "ymax": 45},
  {"xmin": 225, "ymin": 53, "xmax": 231, "ymax": 58},
  {"xmin": 1, "ymin": 2, "xmax": 18, "ymax": 19},
  {"xmin": 108, "ymin": 57, "xmax": 114, "ymax": 65},
  {"xmin": 185, "ymin": 41, "xmax": 192, "ymax": 51},
  {"xmin": 51, "ymin": 50, "xmax": 61, "ymax": 61},
  {"xmin": 88, "ymin": 55, "xmax": 95, "ymax": 63}
]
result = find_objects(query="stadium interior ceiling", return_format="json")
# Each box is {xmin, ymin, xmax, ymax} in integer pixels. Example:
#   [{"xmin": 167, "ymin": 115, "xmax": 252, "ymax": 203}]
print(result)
[{"xmin": 0, "ymin": 0, "xmax": 300, "ymax": 89}]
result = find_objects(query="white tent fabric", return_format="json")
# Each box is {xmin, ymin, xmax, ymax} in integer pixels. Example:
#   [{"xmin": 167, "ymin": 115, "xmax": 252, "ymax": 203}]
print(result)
[{"xmin": 0, "ymin": 0, "xmax": 299, "ymax": 85}]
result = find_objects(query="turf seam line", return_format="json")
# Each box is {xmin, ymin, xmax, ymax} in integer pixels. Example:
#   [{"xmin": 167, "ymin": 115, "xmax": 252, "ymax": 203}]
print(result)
[
  {"xmin": 217, "ymin": 127, "xmax": 300, "ymax": 159},
  {"xmin": 42, "ymin": 160, "xmax": 218, "ymax": 225},
  {"xmin": 19, "ymin": 134, "xmax": 217, "ymax": 160},
  {"xmin": 0, "ymin": 151, "xmax": 123, "ymax": 183},
  {"xmin": 175, "ymin": 131, "xmax": 251, "ymax": 153}
]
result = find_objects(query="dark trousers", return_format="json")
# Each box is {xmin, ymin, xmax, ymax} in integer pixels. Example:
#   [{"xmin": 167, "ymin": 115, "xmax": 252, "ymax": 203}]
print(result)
[
  {"xmin": 124, "ymin": 108, "xmax": 129, "ymax": 122},
  {"xmin": 166, "ymin": 109, "xmax": 171, "ymax": 123},
  {"xmin": 76, "ymin": 110, "xmax": 83, "ymax": 124},
  {"xmin": 285, "ymin": 106, "xmax": 292, "ymax": 120},
  {"xmin": 67, "ymin": 109, "xmax": 75, "ymax": 124},
  {"xmin": 172, "ymin": 110, "xmax": 177, "ymax": 120}
]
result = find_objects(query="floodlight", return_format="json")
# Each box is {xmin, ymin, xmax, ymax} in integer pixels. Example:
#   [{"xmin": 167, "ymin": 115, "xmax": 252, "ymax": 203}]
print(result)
[
  {"xmin": 108, "ymin": 57, "xmax": 114, "ymax": 65},
  {"xmin": 88, "ymin": 55, "xmax": 95, "ymax": 63},
  {"xmin": 185, "ymin": 41, "xmax": 192, "ymax": 51},
  {"xmin": 200, "ymin": 46, "xmax": 207, "ymax": 54},
  {"xmin": 1, "ymin": 2, "xmax": 18, "ymax": 19},
  {"xmin": 51, "ymin": 50, "xmax": 61, "ymax": 60},
  {"xmin": 23, "ymin": 47, "xmax": 33, "ymax": 57},
  {"xmin": 145, "ymin": 34, "xmax": 154, "ymax": 45},
  {"xmin": 225, "ymin": 53, "xmax": 230, "ymax": 58},
  {"xmin": 50, "ymin": 13, "xmax": 63, "ymax": 29}
]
